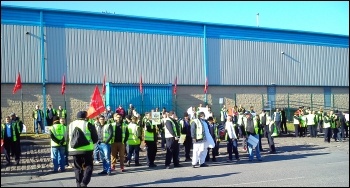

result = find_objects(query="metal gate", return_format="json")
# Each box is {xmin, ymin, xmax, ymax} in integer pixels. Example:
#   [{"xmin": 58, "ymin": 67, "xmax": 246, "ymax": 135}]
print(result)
[{"xmin": 105, "ymin": 83, "xmax": 172, "ymax": 114}]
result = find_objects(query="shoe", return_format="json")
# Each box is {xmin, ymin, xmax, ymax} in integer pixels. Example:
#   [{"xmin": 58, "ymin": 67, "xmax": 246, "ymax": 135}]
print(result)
[
  {"xmin": 185, "ymin": 158, "xmax": 192, "ymax": 162},
  {"xmin": 121, "ymin": 168, "xmax": 125, "ymax": 172},
  {"xmin": 165, "ymin": 165, "xmax": 170, "ymax": 169},
  {"xmin": 135, "ymin": 163, "xmax": 142, "ymax": 166},
  {"xmin": 258, "ymin": 158, "xmax": 263, "ymax": 161},
  {"xmin": 269, "ymin": 151, "xmax": 276, "ymax": 154},
  {"xmin": 199, "ymin": 163, "xmax": 208, "ymax": 167},
  {"xmin": 226, "ymin": 159, "xmax": 232, "ymax": 162},
  {"xmin": 80, "ymin": 183, "xmax": 87, "ymax": 187},
  {"xmin": 248, "ymin": 159, "xmax": 253, "ymax": 162},
  {"xmin": 111, "ymin": 165, "xmax": 115, "ymax": 171},
  {"xmin": 236, "ymin": 158, "xmax": 241, "ymax": 162},
  {"xmin": 98, "ymin": 171, "xmax": 107, "ymax": 175},
  {"xmin": 192, "ymin": 165, "xmax": 196, "ymax": 168},
  {"xmin": 149, "ymin": 164, "xmax": 157, "ymax": 168},
  {"xmin": 107, "ymin": 171, "xmax": 111, "ymax": 176},
  {"xmin": 127, "ymin": 160, "xmax": 131, "ymax": 167},
  {"xmin": 94, "ymin": 161, "xmax": 100, "ymax": 164},
  {"xmin": 212, "ymin": 158, "xmax": 217, "ymax": 162},
  {"xmin": 174, "ymin": 164, "xmax": 183, "ymax": 168},
  {"xmin": 66, "ymin": 165, "xmax": 73, "ymax": 169}
]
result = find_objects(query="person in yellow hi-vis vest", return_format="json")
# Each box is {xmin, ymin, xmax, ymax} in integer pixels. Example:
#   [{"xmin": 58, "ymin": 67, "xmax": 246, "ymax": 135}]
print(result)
[
  {"xmin": 164, "ymin": 111, "xmax": 182, "ymax": 169},
  {"xmin": 110, "ymin": 113, "xmax": 129, "ymax": 172},
  {"xmin": 50, "ymin": 116, "xmax": 66, "ymax": 172},
  {"xmin": 126, "ymin": 116, "xmax": 142, "ymax": 167},
  {"xmin": 144, "ymin": 112, "xmax": 158, "ymax": 168},
  {"xmin": 191, "ymin": 112, "xmax": 215, "ymax": 168},
  {"xmin": 64, "ymin": 111, "xmax": 98, "ymax": 187}
]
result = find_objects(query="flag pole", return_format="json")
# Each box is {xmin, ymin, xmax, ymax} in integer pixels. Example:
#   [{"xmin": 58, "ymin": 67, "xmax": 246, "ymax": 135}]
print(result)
[
  {"xmin": 64, "ymin": 92, "xmax": 67, "ymax": 124},
  {"xmin": 21, "ymin": 88, "xmax": 27, "ymax": 139}
]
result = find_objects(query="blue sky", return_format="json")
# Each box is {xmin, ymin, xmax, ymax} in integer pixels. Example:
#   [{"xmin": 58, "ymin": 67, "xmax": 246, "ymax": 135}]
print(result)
[{"xmin": 2, "ymin": 1, "xmax": 349, "ymax": 36}]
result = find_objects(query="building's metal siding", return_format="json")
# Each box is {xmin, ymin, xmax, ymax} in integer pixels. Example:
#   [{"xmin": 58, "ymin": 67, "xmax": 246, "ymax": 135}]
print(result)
[
  {"xmin": 1, "ymin": 24, "xmax": 42, "ymax": 83},
  {"xmin": 106, "ymin": 83, "xmax": 172, "ymax": 114},
  {"xmin": 207, "ymin": 38, "xmax": 349, "ymax": 86},
  {"xmin": 46, "ymin": 27, "xmax": 203, "ymax": 84},
  {"xmin": 2, "ymin": 6, "xmax": 348, "ymax": 48},
  {"xmin": 206, "ymin": 25, "xmax": 348, "ymax": 48}
]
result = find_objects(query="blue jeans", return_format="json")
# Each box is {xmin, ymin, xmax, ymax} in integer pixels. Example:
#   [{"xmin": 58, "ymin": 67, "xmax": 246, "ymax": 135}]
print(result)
[
  {"xmin": 34, "ymin": 119, "xmax": 44, "ymax": 134},
  {"xmin": 247, "ymin": 134, "xmax": 261, "ymax": 160},
  {"xmin": 52, "ymin": 146, "xmax": 66, "ymax": 171},
  {"xmin": 93, "ymin": 144, "xmax": 100, "ymax": 161},
  {"xmin": 97, "ymin": 143, "xmax": 111, "ymax": 173}
]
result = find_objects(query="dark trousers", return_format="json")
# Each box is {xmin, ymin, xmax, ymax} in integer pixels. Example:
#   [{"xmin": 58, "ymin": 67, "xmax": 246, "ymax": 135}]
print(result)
[
  {"xmin": 264, "ymin": 125, "xmax": 275, "ymax": 152},
  {"xmin": 161, "ymin": 131, "xmax": 166, "ymax": 148},
  {"xmin": 324, "ymin": 128, "xmax": 331, "ymax": 143},
  {"xmin": 318, "ymin": 121, "xmax": 323, "ymax": 133},
  {"xmin": 165, "ymin": 137, "xmax": 179, "ymax": 166},
  {"xmin": 145, "ymin": 141, "xmax": 157, "ymax": 165},
  {"xmin": 345, "ymin": 126, "xmax": 349, "ymax": 138},
  {"xmin": 4, "ymin": 138, "xmax": 21, "ymax": 163},
  {"xmin": 127, "ymin": 144, "xmax": 140, "ymax": 164},
  {"xmin": 73, "ymin": 154, "xmax": 93, "ymax": 187},
  {"xmin": 183, "ymin": 138, "xmax": 192, "ymax": 159},
  {"xmin": 281, "ymin": 121, "xmax": 287, "ymax": 134},
  {"xmin": 206, "ymin": 140, "xmax": 217, "ymax": 161},
  {"xmin": 294, "ymin": 124, "xmax": 300, "ymax": 137},
  {"xmin": 300, "ymin": 127, "xmax": 306, "ymax": 137},
  {"xmin": 227, "ymin": 139, "xmax": 239, "ymax": 160},
  {"xmin": 308, "ymin": 125, "xmax": 317, "ymax": 138},
  {"xmin": 332, "ymin": 128, "xmax": 338, "ymax": 141}
]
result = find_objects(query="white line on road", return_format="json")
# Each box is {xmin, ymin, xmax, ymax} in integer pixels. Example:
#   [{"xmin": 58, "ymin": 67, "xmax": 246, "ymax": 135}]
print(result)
[{"xmin": 214, "ymin": 177, "xmax": 305, "ymax": 187}]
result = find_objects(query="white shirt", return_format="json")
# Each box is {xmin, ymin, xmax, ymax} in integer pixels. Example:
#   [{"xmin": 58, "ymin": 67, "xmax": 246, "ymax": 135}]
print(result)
[{"xmin": 225, "ymin": 122, "xmax": 237, "ymax": 139}]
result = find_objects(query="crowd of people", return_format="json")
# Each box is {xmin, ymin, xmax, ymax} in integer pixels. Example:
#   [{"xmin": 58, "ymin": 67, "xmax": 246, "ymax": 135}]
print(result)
[{"xmin": 1, "ymin": 103, "xmax": 349, "ymax": 187}]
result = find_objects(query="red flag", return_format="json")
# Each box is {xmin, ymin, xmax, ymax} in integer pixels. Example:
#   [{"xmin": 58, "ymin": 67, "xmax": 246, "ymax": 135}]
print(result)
[
  {"xmin": 61, "ymin": 74, "xmax": 66, "ymax": 95},
  {"xmin": 204, "ymin": 77, "xmax": 208, "ymax": 94},
  {"xmin": 87, "ymin": 85, "xmax": 106, "ymax": 119},
  {"xmin": 13, "ymin": 72, "xmax": 22, "ymax": 94},
  {"xmin": 139, "ymin": 75, "xmax": 143, "ymax": 94},
  {"xmin": 102, "ymin": 74, "xmax": 106, "ymax": 95},
  {"xmin": 173, "ymin": 76, "xmax": 177, "ymax": 95}
]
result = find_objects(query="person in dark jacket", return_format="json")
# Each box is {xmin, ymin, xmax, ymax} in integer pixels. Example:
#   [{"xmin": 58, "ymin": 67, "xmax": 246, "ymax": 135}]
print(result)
[
  {"xmin": 10, "ymin": 113, "xmax": 23, "ymax": 156},
  {"xmin": 1, "ymin": 116, "xmax": 22, "ymax": 166},
  {"xmin": 65, "ymin": 111, "xmax": 98, "ymax": 187}
]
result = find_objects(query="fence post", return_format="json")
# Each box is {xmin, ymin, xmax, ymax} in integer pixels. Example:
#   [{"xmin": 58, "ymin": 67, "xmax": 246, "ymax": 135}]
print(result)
[{"xmin": 311, "ymin": 93, "xmax": 313, "ymax": 110}]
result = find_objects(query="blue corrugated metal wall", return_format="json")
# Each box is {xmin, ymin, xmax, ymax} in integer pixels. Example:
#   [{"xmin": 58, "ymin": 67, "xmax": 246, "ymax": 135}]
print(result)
[{"xmin": 106, "ymin": 83, "xmax": 172, "ymax": 114}]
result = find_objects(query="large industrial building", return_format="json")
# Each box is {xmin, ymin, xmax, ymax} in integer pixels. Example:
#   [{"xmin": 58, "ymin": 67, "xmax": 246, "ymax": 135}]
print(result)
[{"xmin": 1, "ymin": 5, "xmax": 349, "ymax": 132}]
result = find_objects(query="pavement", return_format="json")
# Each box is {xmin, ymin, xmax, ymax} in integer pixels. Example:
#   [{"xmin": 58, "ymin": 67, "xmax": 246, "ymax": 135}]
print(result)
[{"xmin": 1, "ymin": 133, "xmax": 349, "ymax": 187}]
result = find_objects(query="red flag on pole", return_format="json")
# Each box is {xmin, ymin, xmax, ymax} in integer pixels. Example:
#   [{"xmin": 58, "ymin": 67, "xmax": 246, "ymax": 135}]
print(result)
[
  {"xmin": 173, "ymin": 76, "xmax": 177, "ymax": 95},
  {"xmin": 13, "ymin": 72, "xmax": 22, "ymax": 94},
  {"xmin": 61, "ymin": 74, "xmax": 66, "ymax": 95},
  {"xmin": 139, "ymin": 75, "xmax": 143, "ymax": 94},
  {"xmin": 102, "ymin": 74, "xmax": 106, "ymax": 95},
  {"xmin": 87, "ymin": 85, "xmax": 106, "ymax": 119},
  {"xmin": 204, "ymin": 77, "xmax": 208, "ymax": 94}
]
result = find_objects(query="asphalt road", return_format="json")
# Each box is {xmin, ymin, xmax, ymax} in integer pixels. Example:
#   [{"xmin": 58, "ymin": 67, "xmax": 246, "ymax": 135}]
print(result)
[{"xmin": 1, "ymin": 136, "xmax": 349, "ymax": 187}]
